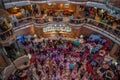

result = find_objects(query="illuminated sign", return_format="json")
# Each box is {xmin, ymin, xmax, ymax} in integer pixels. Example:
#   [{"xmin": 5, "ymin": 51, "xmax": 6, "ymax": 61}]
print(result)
[{"xmin": 43, "ymin": 26, "xmax": 71, "ymax": 32}]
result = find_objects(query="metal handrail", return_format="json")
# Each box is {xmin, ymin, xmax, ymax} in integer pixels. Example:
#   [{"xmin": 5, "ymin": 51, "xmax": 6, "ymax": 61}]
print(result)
[{"xmin": 3, "ymin": 0, "xmax": 46, "ymax": 3}]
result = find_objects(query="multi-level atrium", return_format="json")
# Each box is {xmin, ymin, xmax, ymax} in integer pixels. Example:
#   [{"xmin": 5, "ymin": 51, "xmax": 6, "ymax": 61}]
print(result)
[{"xmin": 0, "ymin": 0, "xmax": 120, "ymax": 80}]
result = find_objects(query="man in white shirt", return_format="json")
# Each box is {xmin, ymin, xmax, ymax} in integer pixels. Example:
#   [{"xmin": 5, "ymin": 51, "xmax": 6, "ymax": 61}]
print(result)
[{"xmin": 11, "ymin": 15, "xmax": 18, "ymax": 27}]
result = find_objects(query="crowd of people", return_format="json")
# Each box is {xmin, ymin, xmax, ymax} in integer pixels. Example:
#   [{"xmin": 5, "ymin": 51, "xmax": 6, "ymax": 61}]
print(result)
[{"xmin": 8, "ymin": 35, "xmax": 119, "ymax": 80}]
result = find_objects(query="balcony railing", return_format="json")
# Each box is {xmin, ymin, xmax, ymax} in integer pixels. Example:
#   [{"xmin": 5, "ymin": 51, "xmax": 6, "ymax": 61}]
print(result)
[
  {"xmin": 3, "ymin": 0, "xmax": 106, "ymax": 3},
  {"xmin": 69, "ymin": 0, "xmax": 106, "ymax": 3},
  {"xmin": 11, "ymin": 16, "xmax": 120, "ymax": 45},
  {"xmin": 3, "ymin": 0, "xmax": 46, "ymax": 3},
  {"xmin": 0, "ymin": 26, "xmax": 13, "ymax": 41},
  {"xmin": 84, "ymin": 24, "xmax": 120, "ymax": 45},
  {"xmin": 2, "ymin": 0, "xmax": 58, "ymax": 3}
]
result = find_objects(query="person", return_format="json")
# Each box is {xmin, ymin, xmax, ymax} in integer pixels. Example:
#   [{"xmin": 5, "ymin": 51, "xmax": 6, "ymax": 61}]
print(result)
[
  {"xmin": 34, "ymin": 61, "xmax": 38, "ymax": 69},
  {"xmin": 69, "ymin": 15, "xmax": 74, "ymax": 23},
  {"xmin": 71, "ymin": 71, "xmax": 77, "ymax": 80},
  {"xmin": 106, "ymin": 60, "xmax": 113, "ymax": 65},
  {"xmin": 7, "ymin": 21, "xmax": 12, "ymax": 28},
  {"xmin": 68, "ymin": 43, "xmax": 73, "ymax": 51},
  {"xmin": 21, "ymin": 8, "xmax": 25, "ymax": 17},
  {"xmin": 29, "ymin": 9, "xmax": 33, "ymax": 16},
  {"xmin": 41, "ymin": 9, "xmax": 45, "ymax": 15},
  {"xmin": 11, "ymin": 15, "xmax": 18, "ymax": 27},
  {"xmin": 80, "ymin": 68, "xmax": 86, "ymax": 79},
  {"xmin": 45, "ymin": 66, "xmax": 50, "ymax": 77},
  {"xmin": 8, "ymin": 74, "xmax": 14, "ymax": 80},
  {"xmin": 14, "ymin": 70, "xmax": 21, "ymax": 79},
  {"xmin": 34, "ymin": 7, "xmax": 39, "ymax": 15},
  {"xmin": 101, "ymin": 19, "xmax": 106, "ymax": 23},
  {"xmin": 56, "ymin": 73, "xmax": 60, "ymax": 80},
  {"xmin": 76, "ymin": 61, "xmax": 82, "ymax": 72},
  {"xmin": 26, "ymin": 10, "xmax": 30, "ymax": 17},
  {"xmin": 44, "ymin": 16, "xmax": 49, "ymax": 22},
  {"xmin": 52, "ymin": 66, "xmax": 56, "ymax": 76},
  {"xmin": 60, "ymin": 12, "xmax": 63, "ymax": 17},
  {"xmin": 109, "ymin": 20, "xmax": 114, "ymax": 26},
  {"xmin": 91, "ymin": 60, "xmax": 97, "ymax": 67},
  {"xmin": 36, "ymin": 70, "xmax": 42, "ymax": 79},
  {"xmin": 69, "ymin": 62, "xmax": 74, "ymax": 73},
  {"xmin": 102, "ymin": 12, "xmax": 107, "ymax": 20},
  {"xmin": 27, "ymin": 69, "xmax": 33, "ymax": 80},
  {"xmin": 59, "ymin": 64, "xmax": 63, "ymax": 75}
]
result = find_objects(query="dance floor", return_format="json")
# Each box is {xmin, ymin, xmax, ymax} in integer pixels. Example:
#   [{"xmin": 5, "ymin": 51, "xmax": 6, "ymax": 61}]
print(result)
[{"xmin": 8, "ymin": 36, "xmax": 118, "ymax": 80}]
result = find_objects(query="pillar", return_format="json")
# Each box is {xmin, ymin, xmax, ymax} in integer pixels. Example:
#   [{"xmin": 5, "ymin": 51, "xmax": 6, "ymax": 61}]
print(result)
[
  {"xmin": 0, "ymin": 0, "xmax": 5, "ymax": 9},
  {"xmin": 110, "ymin": 43, "xmax": 119, "ymax": 57},
  {"xmin": 75, "ymin": 4, "xmax": 79, "ymax": 16},
  {"xmin": 0, "ymin": 47, "xmax": 11, "ymax": 65}
]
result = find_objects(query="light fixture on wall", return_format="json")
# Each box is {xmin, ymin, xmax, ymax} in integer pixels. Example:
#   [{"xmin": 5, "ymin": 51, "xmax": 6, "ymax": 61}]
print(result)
[
  {"xmin": 48, "ymin": 3, "xmax": 52, "ymax": 5},
  {"xmin": 65, "ymin": 3, "xmax": 69, "ymax": 5},
  {"xmin": 80, "ymin": 35, "xmax": 83, "ymax": 39}
]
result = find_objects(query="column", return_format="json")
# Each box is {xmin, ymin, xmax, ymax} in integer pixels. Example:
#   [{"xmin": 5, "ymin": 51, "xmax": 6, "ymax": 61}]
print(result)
[
  {"xmin": 75, "ymin": 5, "xmax": 79, "ymax": 16},
  {"xmin": 110, "ymin": 43, "xmax": 119, "ymax": 57},
  {"xmin": 0, "ymin": 47, "xmax": 11, "ymax": 65},
  {"xmin": 0, "ymin": 0, "xmax": 5, "ymax": 9}
]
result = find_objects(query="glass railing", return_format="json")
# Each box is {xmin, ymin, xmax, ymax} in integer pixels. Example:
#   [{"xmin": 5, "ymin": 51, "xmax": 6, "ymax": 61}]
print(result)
[
  {"xmin": 87, "ymin": 18, "xmax": 120, "ymax": 38},
  {"xmin": 68, "ymin": 18, "xmax": 120, "ymax": 45},
  {"xmin": 85, "ymin": 24, "xmax": 120, "ymax": 45},
  {"xmin": 13, "ymin": 17, "xmax": 33, "ymax": 30},
  {"xmin": 3, "ymin": 0, "xmax": 46, "ymax": 3},
  {"xmin": 12, "ymin": 16, "xmax": 120, "ymax": 44},
  {"xmin": 69, "ymin": 0, "xmax": 106, "ymax": 3},
  {"xmin": 2, "ymin": 55, "xmax": 30, "ymax": 80},
  {"xmin": 69, "ymin": 18, "xmax": 120, "ymax": 38},
  {"xmin": 4, "ymin": 0, "xmax": 106, "ymax": 3},
  {"xmin": 4, "ymin": 0, "xmax": 25, "ymax": 3},
  {"xmin": 69, "ymin": 0, "xmax": 87, "ymax": 2}
]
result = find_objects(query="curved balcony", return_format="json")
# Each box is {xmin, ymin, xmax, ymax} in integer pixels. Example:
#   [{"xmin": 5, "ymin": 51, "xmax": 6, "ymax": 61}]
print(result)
[
  {"xmin": 0, "ymin": 9, "xmax": 14, "ymax": 43},
  {"xmin": 13, "ymin": 17, "xmax": 33, "ymax": 31},
  {"xmin": 2, "ymin": 55, "xmax": 30, "ymax": 80},
  {"xmin": 69, "ymin": 19, "xmax": 120, "ymax": 45},
  {"xmin": 0, "ymin": 26, "xmax": 13, "ymax": 41},
  {"xmin": 12, "ymin": 16, "xmax": 120, "ymax": 45}
]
